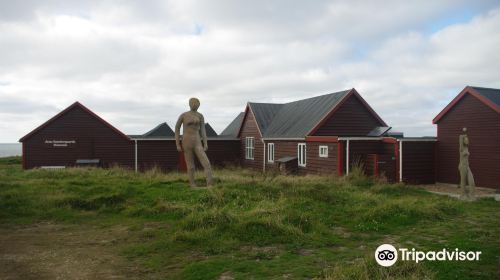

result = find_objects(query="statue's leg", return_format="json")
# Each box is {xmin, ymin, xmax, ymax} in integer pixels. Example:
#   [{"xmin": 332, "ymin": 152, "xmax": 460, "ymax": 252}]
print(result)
[
  {"xmin": 467, "ymin": 167, "xmax": 475, "ymax": 198},
  {"xmin": 459, "ymin": 165, "xmax": 466, "ymax": 188},
  {"xmin": 194, "ymin": 145, "xmax": 213, "ymax": 186},
  {"xmin": 467, "ymin": 167, "xmax": 475, "ymax": 187},
  {"xmin": 184, "ymin": 149, "xmax": 197, "ymax": 187}
]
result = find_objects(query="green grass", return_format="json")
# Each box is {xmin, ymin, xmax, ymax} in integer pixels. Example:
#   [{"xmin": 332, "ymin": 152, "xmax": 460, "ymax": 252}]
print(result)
[{"xmin": 1, "ymin": 156, "xmax": 499, "ymax": 279}]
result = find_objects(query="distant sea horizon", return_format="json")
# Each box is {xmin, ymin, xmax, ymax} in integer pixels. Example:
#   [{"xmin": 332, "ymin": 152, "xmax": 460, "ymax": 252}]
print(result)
[{"xmin": 0, "ymin": 143, "xmax": 22, "ymax": 157}]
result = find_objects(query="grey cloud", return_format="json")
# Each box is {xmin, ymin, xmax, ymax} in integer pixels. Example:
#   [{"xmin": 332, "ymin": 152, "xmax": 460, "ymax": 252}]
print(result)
[
  {"xmin": 1, "ymin": 1, "xmax": 500, "ymax": 142},
  {"xmin": 0, "ymin": 1, "xmax": 91, "ymax": 22},
  {"xmin": 0, "ymin": 98, "xmax": 58, "ymax": 114}
]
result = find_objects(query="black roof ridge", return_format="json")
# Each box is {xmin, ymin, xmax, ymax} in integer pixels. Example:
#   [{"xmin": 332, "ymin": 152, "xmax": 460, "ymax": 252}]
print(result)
[
  {"xmin": 469, "ymin": 85, "xmax": 500, "ymax": 91},
  {"xmin": 221, "ymin": 112, "xmax": 245, "ymax": 136},
  {"xmin": 204, "ymin": 122, "xmax": 218, "ymax": 137},
  {"xmin": 247, "ymin": 89, "xmax": 352, "ymax": 137},
  {"xmin": 248, "ymin": 101, "xmax": 285, "ymax": 105},
  {"xmin": 468, "ymin": 86, "xmax": 500, "ymax": 107},
  {"xmin": 247, "ymin": 89, "xmax": 351, "ymax": 107},
  {"xmin": 261, "ymin": 89, "xmax": 352, "ymax": 138},
  {"xmin": 143, "ymin": 122, "xmax": 175, "ymax": 137},
  {"xmin": 281, "ymin": 89, "xmax": 351, "ymax": 105}
]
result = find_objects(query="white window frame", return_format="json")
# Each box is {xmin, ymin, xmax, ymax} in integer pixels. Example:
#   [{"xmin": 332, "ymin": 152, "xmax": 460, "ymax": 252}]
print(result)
[
  {"xmin": 319, "ymin": 145, "xmax": 328, "ymax": 158},
  {"xmin": 245, "ymin": 137, "xmax": 254, "ymax": 160},
  {"xmin": 267, "ymin": 143, "xmax": 275, "ymax": 163},
  {"xmin": 298, "ymin": 143, "xmax": 306, "ymax": 167}
]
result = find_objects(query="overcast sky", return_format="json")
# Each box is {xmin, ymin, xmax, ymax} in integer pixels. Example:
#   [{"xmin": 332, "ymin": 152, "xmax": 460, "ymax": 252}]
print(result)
[{"xmin": 1, "ymin": 0, "xmax": 500, "ymax": 142}]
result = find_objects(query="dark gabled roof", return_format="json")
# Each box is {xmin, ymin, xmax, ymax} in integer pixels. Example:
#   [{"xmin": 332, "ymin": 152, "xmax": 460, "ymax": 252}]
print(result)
[
  {"xmin": 142, "ymin": 122, "xmax": 175, "ymax": 137},
  {"xmin": 19, "ymin": 101, "xmax": 130, "ymax": 142},
  {"xmin": 204, "ymin": 123, "xmax": 218, "ymax": 137},
  {"xmin": 470, "ymin": 86, "xmax": 500, "ymax": 107},
  {"xmin": 237, "ymin": 89, "xmax": 386, "ymax": 138},
  {"xmin": 433, "ymin": 86, "xmax": 500, "ymax": 123},
  {"xmin": 262, "ymin": 90, "xmax": 350, "ymax": 138},
  {"xmin": 220, "ymin": 112, "xmax": 244, "ymax": 137},
  {"xmin": 248, "ymin": 103, "xmax": 284, "ymax": 134}
]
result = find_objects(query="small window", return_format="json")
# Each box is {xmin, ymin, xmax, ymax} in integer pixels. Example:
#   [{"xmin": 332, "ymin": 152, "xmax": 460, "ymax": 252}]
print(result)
[
  {"xmin": 245, "ymin": 137, "xmax": 254, "ymax": 160},
  {"xmin": 267, "ymin": 143, "xmax": 275, "ymax": 163},
  {"xmin": 319, "ymin": 145, "xmax": 328, "ymax": 158},
  {"xmin": 298, "ymin": 143, "xmax": 306, "ymax": 167}
]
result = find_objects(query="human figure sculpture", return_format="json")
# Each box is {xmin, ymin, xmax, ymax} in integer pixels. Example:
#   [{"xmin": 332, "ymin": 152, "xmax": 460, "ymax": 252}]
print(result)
[
  {"xmin": 175, "ymin": 98, "xmax": 214, "ymax": 188},
  {"xmin": 458, "ymin": 127, "xmax": 475, "ymax": 200}
]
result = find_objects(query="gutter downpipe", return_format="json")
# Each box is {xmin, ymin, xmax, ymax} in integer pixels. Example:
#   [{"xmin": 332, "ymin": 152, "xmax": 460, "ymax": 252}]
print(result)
[
  {"xmin": 262, "ymin": 139, "xmax": 266, "ymax": 173},
  {"xmin": 134, "ymin": 140, "xmax": 138, "ymax": 173},
  {"xmin": 346, "ymin": 139, "xmax": 350, "ymax": 176},
  {"xmin": 399, "ymin": 140, "xmax": 403, "ymax": 182}
]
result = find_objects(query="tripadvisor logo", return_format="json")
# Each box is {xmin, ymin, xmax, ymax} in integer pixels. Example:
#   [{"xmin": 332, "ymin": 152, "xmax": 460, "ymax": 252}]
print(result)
[
  {"xmin": 375, "ymin": 244, "xmax": 482, "ymax": 267},
  {"xmin": 375, "ymin": 244, "xmax": 398, "ymax": 267}
]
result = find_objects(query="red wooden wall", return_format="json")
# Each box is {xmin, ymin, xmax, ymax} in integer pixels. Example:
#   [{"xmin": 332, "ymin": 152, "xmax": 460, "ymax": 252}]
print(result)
[
  {"xmin": 264, "ymin": 140, "xmax": 338, "ymax": 175},
  {"xmin": 137, "ymin": 140, "xmax": 240, "ymax": 172},
  {"xmin": 313, "ymin": 94, "xmax": 385, "ymax": 136},
  {"xmin": 23, "ymin": 106, "xmax": 134, "ymax": 169},
  {"xmin": 436, "ymin": 94, "xmax": 500, "ymax": 188},
  {"xmin": 401, "ymin": 141, "xmax": 436, "ymax": 184},
  {"xmin": 239, "ymin": 108, "xmax": 264, "ymax": 170}
]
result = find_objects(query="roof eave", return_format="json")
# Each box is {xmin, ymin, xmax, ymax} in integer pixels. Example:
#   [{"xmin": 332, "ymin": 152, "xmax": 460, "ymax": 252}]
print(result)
[
  {"xmin": 433, "ymin": 86, "xmax": 500, "ymax": 124},
  {"xmin": 236, "ymin": 104, "xmax": 250, "ymax": 138},
  {"xmin": 237, "ymin": 103, "xmax": 264, "ymax": 138},
  {"xmin": 19, "ymin": 101, "xmax": 131, "ymax": 142},
  {"xmin": 305, "ymin": 88, "xmax": 388, "ymax": 136}
]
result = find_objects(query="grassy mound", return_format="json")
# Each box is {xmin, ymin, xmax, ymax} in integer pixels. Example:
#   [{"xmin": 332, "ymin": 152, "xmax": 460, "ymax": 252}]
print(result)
[{"xmin": 0, "ymin": 156, "xmax": 498, "ymax": 279}]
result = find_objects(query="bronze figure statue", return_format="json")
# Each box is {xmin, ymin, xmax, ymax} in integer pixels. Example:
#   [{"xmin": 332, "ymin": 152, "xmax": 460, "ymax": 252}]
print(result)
[
  {"xmin": 175, "ymin": 98, "xmax": 214, "ymax": 188},
  {"xmin": 458, "ymin": 127, "xmax": 475, "ymax": 200}
]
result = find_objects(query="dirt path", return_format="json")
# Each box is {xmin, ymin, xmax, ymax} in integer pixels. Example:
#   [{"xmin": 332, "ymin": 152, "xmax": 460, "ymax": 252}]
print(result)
[
  {"xmin": 416, "ymin": 183, "xmax": 499, "ymax": 201},
  {"xmin": 0, "ymin": 222, "xmax": 147, "ymax": 280}
]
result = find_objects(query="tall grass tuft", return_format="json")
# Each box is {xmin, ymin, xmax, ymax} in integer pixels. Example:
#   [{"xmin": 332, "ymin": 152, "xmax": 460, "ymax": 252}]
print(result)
[{"xmin": 319, "ymin": 256, "xmax": 434, "ymax": 280}]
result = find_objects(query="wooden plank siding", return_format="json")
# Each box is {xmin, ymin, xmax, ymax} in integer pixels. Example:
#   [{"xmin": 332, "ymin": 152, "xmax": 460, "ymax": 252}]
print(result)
[
  {"xmin": 339, "ymin": 140, "xmax": 397, "ymax": 182},
  {"xmin": 264, "ymin": 141, "xmax": 338, "ymax": 175},
  {"xmin": 348, "ymin": 140, "xmax": 383, "ymax": 169},
  {"xmin": 239, "ymin": 108, "xmax": 264, "ymax": 170},
  {"xmin": 401, "ymin": 141, "xmax": 436, "ymax": 184},
  {"xmin": 23, "ymin": 106, "xmax": 134, "ymax": 169},
  {"xmin": 22, "ymin": 104, "xmax": 240, "ymax": 172},
  {"xmin": 137, "ymin": 140, "xmax": 178, "ymax": 172},
  {"xmin": 137, "ymin": 140, "xmax": 240, "ymax": 172},
  {"xmin": 436, "ymin": 94, "xmax": 500, "ymax": 188},
  {"xmin": 313, "ymin": 94, "xmax": 385, "ymax": 136},
  {"xmin": 381, "ymin": 142, "xmax": 397, "ymax": 182},
  {"xmin": 305, "ymin": 141, "xmax": 338, "ymax": 175},
  {"xmin": 205, "ymin": 140, "xmax": 241, "ymax": 167},
  {"xmin": 264, "ymin": 140, "xmax": 300, "ymax": 173}
]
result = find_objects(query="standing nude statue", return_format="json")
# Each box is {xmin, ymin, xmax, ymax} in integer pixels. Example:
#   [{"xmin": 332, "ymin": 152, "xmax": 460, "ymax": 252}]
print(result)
[
  {"xmin": 175, "ymin": 98, "xmax": 214, "ymax": 188},
  {"xmin": 458, "ymin": 127, "xmax": 475, "ymax": 200}
]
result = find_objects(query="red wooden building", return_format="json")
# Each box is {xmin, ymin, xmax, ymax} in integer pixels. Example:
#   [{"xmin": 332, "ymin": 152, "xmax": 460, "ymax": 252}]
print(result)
[
  {"xmin": 19, "ymin": 102, "xmax": 240, "ymax": 171},
  {"xmin": 433, "ymin": 86, "xmax": 500, "ymax": 189},
  {"xmin": 233, "ymin": 88, "xmax": 436, "ymax": 183},
  {"xmin": 19, "ymin": 90, "xmax": 439, "ymax": 185}
]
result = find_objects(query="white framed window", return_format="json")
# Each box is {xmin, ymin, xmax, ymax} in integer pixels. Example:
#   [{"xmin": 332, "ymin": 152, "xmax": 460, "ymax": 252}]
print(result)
[
  {"xmin": 267, "ymin": 143, "xmax": 275, "ymax": 163},
  {"xmin": 319, "ymin": 145, "xmax": 328, "ymax": 158},
  {"xmin": 298, "ymin": 143, "xmax": 306, "ymax": 167},
  {"xmin": 245, "ymin": 137, "xmax": 254, "ymax": 159}
]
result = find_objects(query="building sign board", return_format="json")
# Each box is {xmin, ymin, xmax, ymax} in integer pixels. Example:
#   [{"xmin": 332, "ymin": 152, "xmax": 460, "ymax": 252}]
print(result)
[{"xmin": 45, "ymin": 140, "xmax": 76, "ymax": 147}]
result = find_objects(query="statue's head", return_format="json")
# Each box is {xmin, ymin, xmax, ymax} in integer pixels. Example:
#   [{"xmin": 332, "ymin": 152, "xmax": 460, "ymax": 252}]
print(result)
[
  {"xmin": 463, "ymin": 127, "xmax": 467, "ymax": 133},
  {"xmin": 189, "ymin": 98, "xmax": 200, "ymax": 111}
]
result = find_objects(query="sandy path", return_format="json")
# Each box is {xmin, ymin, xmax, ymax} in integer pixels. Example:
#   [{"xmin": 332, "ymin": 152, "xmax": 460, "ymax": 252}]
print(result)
[{"xmin": 0, "ymin": 222, "xmax": 146, "ymax": 280}]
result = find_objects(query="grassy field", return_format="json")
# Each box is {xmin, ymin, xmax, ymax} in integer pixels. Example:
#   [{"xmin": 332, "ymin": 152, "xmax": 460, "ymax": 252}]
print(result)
[{"xmin": 0, "ymin": 156, "xmax": 498, "ymax": 279}]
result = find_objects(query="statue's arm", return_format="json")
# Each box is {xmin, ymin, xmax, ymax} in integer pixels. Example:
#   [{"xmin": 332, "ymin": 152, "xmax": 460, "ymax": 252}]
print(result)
[
  {"xmin": 200, "ymin": 113, "xmax": 208, "ymax": 151},
  {"xmin": 175, "ymin": 113, "xmax": 183, "ymax": 151}
]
